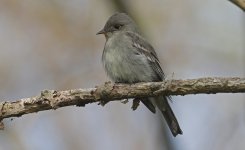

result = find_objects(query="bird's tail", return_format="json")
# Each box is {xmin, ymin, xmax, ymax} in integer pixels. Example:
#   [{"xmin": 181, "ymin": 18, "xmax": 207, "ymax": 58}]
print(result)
[{"xmin": 157, "ymin": 97, "xmax": 183, "ymax": 137}]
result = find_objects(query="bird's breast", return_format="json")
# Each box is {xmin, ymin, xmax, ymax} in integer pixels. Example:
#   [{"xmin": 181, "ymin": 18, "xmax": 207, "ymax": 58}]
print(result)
[{"xmin": 102, "ymin": 38, "xmax": 155, "ymax": 83}]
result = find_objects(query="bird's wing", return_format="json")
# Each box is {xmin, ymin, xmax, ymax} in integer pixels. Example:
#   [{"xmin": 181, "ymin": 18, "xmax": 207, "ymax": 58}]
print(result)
[{"xmin": 126, "ymin": 31, "xmax": 165, "ymax": 81}]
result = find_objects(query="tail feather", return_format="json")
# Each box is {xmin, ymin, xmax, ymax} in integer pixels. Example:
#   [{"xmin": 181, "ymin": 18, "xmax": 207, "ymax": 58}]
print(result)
[
  {"xmin": 144, "ymin": 97, "xmax": 182, "ymax": 137},
  {"xmin": 161, "ymin": 99, "xmax": 182, "ymax": 137},
  {"xmin": 141, "ymin": 98, "xmax": 156, "ymax": 113}
]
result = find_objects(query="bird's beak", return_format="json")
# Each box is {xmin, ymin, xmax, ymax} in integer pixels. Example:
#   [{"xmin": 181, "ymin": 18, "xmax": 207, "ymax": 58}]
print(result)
[{"xmin": 96, "ymin": 29, "xmax": 106, "ymax": 35}]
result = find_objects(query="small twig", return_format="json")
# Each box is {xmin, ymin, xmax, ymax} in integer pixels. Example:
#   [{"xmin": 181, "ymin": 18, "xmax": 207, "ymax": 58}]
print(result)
[{"xmin": 229, "ymin": 0, "xmax": 245, "ymax": 11}]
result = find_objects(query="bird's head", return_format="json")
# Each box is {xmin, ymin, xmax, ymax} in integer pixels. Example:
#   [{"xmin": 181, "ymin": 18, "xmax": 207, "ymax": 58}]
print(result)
[{"xmin": 97, "ymin": 13, "xmax": 138, "ymax": 39}]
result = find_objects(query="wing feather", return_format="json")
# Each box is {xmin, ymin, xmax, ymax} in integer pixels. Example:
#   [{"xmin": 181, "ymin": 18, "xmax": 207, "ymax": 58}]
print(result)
[{"xmin": 126, "ymin": 31, "xmax": 165, "ymax": 81}]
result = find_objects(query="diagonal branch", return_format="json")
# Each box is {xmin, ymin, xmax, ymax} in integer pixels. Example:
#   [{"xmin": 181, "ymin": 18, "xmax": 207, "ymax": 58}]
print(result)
[
  {"xmin": 0, "ymin": 77, "xmax": 245, "ymax": 129},
  {"xmin": 229, "ymin": 0, "xmax": 245, "ymax": 11}
]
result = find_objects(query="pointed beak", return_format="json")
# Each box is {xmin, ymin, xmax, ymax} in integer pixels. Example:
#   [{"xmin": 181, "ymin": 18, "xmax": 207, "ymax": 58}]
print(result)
[{"xmin": 96, "ymin": 29, "xmax": 106, "ymax": 35}]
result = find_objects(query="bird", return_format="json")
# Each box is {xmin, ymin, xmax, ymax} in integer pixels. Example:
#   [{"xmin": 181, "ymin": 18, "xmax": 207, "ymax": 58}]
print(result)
[{"xmin": 97, "ymin": 12, "xmax": 182, "ymax": 137}]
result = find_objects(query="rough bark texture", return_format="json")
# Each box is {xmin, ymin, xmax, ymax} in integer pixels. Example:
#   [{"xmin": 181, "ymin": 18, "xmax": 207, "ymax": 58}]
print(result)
[
  {"xmin": 229, "ymin": 0, "xmax": 245, "ymax": 11},
  {"xmin": 0, "ymin": 77, "xmax": 245, "ymax": 129}
]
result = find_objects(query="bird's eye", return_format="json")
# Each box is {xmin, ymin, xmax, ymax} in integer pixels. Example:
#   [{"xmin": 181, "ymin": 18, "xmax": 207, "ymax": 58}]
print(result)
[{"xmin": 114, "ymin": 24, "xmax": 122, "ymax": 30}]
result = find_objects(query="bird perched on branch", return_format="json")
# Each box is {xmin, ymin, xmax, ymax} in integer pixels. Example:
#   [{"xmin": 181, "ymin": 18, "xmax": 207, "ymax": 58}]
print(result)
[{"xmin": 97, "ymin": 12, "xmax": 182, "ymax": 137}]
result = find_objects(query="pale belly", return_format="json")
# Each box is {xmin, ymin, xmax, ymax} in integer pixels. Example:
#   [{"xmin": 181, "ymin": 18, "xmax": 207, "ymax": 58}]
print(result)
[{"xmin": 102, "ymin": 47, "xmax": 156, "ymax": 83}]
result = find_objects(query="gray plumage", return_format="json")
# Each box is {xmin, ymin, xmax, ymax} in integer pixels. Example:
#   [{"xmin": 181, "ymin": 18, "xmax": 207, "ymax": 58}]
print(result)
[{"xmin": 97, "ymin": 12, "xmax": 182, "ymax": 137}]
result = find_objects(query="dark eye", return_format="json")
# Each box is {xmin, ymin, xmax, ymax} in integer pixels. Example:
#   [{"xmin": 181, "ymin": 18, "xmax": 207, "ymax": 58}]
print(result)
[{"xmin": 114, "ymin": 24, "xmax": 122, "ymax": 30}]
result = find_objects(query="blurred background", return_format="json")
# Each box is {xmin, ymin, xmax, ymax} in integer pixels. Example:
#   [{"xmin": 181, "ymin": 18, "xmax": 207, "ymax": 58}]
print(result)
[{"xmin": 0, "ymin": 0, "xmax": 244, "ymax": 150}]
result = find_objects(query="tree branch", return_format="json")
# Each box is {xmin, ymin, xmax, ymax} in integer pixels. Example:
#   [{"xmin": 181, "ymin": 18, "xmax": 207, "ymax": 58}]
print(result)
[
  {"xmin": 229, "ymin": 0, "xmax": 245, "ymax": 11},
  {"xmin": 0, "ymin": 77, "xmax": 245, "ymax": 129}
]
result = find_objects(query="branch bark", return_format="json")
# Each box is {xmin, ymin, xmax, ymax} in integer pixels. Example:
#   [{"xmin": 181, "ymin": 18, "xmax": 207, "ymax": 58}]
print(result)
[
  {"xmin": 229, "ymin": 0, "xmax": 245, "ymax": 11},
  {"xmin": 0, "ymin": 77, "xmax": 245, "ymax": 129}
]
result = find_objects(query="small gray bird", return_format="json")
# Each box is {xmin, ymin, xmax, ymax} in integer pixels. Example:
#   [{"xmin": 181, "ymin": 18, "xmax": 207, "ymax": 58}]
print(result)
[{"xmin": 97, "ymin": 13, "xmax": 182, "ymax": 137}]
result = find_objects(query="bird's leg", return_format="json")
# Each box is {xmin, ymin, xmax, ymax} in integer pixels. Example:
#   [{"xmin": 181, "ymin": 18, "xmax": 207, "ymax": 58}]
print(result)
[{"xmin": 131, "ymin": 98, "xmax": 141, "ymax": 111}]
